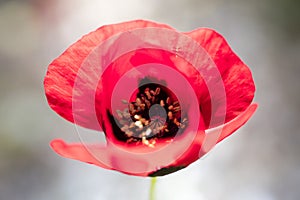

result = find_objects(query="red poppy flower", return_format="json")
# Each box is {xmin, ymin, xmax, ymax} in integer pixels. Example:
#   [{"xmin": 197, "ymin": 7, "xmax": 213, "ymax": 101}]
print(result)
[{"xmin": 44, "ymin": 20, "xmax": 257, "ymax": 177}]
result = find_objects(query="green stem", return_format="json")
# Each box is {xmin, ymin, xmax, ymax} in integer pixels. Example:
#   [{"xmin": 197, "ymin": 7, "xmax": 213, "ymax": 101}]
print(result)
[{"xmin": 149, "ymin": 177, "xmax": 157, "ymax": 200}]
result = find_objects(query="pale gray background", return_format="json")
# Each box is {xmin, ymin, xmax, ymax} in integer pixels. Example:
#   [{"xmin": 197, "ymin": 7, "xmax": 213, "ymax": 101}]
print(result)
[{"xmin": 0, "ymin": 0, "xmax": 299, "ymax": 199}]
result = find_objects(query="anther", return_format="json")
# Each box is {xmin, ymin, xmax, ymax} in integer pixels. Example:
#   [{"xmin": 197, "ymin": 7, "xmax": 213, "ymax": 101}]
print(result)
[{"xmin": 114, "ymin": 82, "xmax": 188, "ymax": 146}]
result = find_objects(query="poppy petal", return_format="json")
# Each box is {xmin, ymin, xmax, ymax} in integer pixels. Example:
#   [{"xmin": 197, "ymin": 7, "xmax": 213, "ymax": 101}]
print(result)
[
  {"xmin": 50, "ymin": 139, "xmax": 168, "ymax": 177},
  {"xmin": 203, "ymin": 103, "xmax": 258, "ymax": 153},
  {"xmin": 44, "ymin": 20, "xmax": 173, "ymax": 130},
  {"xmin": 45, "ymin": 20, "xmax": 258, "ymax": 177},
  {"xmin": 154, "ymin": 103, "xmax": 257, "ymax": 172},
  {"xmin": 186, "ymin": 29, "xmax": 255, "ymax": 127},
  {"xmin": 50, "ymin": 139, "xmax": 112, "ymax": 170}
]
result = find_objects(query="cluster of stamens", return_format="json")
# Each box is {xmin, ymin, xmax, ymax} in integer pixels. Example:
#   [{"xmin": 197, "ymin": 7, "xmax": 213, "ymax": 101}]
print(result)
[{"xmin": 114, "ymin": 84, "xmax": 188, "ymax": 147}]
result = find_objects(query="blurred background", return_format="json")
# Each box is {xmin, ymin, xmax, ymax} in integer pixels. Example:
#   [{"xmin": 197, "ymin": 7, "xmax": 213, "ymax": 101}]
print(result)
[{"xmin": 0, "ymin": 0, "xmax": 299, "ymax": 199}]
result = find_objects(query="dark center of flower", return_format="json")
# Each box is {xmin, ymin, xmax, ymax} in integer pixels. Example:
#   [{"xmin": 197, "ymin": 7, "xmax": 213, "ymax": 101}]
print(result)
[{"xmin": 110, "ymin": 81, "xmax": 188, "ymax": 147}]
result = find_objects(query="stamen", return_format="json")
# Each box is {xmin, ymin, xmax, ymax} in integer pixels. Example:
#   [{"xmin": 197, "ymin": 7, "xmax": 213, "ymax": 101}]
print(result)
[{"xmin": 113, "ymin": 82, "xmax": 188, "ymax": 147}]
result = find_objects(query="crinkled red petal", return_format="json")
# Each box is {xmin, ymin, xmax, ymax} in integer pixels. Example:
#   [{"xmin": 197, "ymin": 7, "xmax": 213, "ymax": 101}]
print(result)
[
  {"xmin": 186, "ymin": 29, "xmax": 255, "ymax": 128},
  {"xmin": 46, "ymin": 20, "xmax": 257, "ymax": 177},
  {"xmin": 152, "ymin": 103, "xmax": 258, "ymax": 174},
  {"xmin": 44, "ymin": 20, "xmax": 173, "ymax": 130},
  {"xmin": 50, "ymin": 103, "xmax": 257, "ymax": 177},
  {"xmin": 50, "ymin": 139, "xmax": 112, "ymax": 170},
  {"xmin": 51, "ymin": 139, "xmax": 149, "ymax": 176}
]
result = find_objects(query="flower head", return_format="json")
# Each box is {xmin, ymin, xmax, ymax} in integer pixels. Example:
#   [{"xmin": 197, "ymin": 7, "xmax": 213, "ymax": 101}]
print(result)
[{"xmin": 44, "ymin": 20, "xmax": 257, "ymax": 176}]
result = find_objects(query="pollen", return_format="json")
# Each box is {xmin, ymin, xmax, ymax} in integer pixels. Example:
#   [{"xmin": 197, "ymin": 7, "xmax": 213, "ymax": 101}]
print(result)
[{"xmin": 114, "ymin": 82, "xmax": 188, "ymax": 146}]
